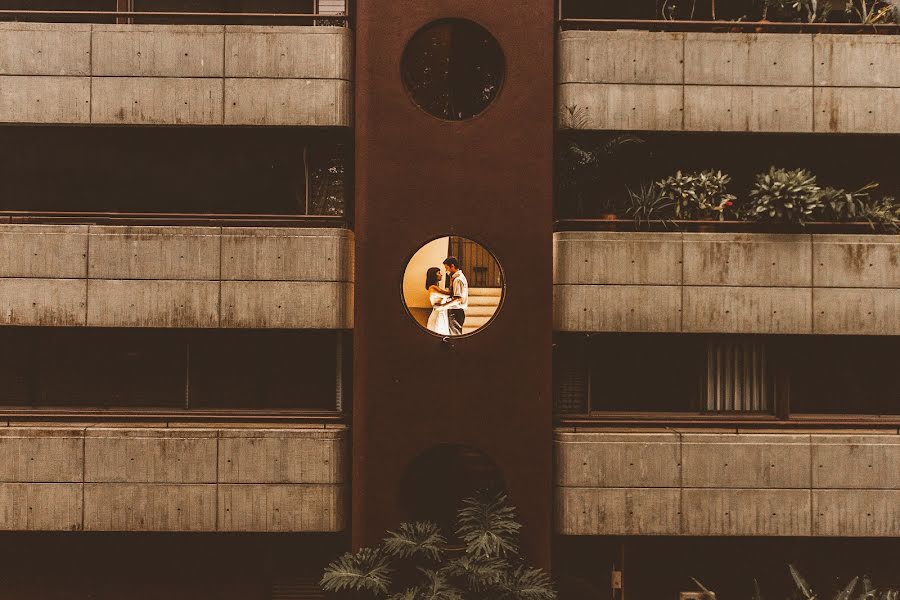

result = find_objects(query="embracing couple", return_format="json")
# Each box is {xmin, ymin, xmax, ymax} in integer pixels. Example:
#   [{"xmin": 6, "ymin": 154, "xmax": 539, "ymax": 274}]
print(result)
[{"xmin": 425, "ymin": 256, "xmax": 468, "ymax": 336}]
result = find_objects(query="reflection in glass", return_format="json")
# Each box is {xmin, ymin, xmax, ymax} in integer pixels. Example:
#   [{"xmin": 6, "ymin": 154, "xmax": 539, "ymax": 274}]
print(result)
[{"xmin": 401, "ymin": 19, "xmax": 504, "ymax": 121}]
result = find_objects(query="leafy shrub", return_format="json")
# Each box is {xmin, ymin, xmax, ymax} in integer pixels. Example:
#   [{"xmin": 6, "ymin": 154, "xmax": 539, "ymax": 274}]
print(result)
[
  {"xmin": 656, "ymin": 170, "xmax": 737, "ymax": 220},
  {"xmin": 747, "ymin": 167, "xmax": 822, "ymax": 224},
  {"xmin": 321, "ymin": 492, "xmax": 556, "ymax": 600}
]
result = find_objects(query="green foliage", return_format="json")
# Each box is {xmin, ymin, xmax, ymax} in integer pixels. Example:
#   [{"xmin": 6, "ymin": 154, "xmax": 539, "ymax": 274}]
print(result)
[
  {"xmin": 625, "ymin": 184, "xmax": 675, "ymax": 229},
  {"xmin": 655, "ymin": 170, "xmax": 737, "ymax": 220},
  {"xmin": 556, "ymin": 135, "xmax": 645, "ymax": 216},
  {"xmin": 321, "ymin": 492, "xmax": 556, "ymax": 600},
  {"xmin": 321, "ymin": 547, "xmax": 393, "ymax": 595},
  {"xmin": 748, "ymin": 565, "xmax": 900, "ymax": 600},
  {"xmin": 456, "ymin": 491, "xmax": 522, "ymax": 559},
  {"xmin": 817, "ymin": 182, "xmax": 878, "ymax": 221},
  {"xmin": 846, "ymin": 0, "xmax": 898, "ymax": 23},
  {"xmin": 747, "ymin": 167, "xmax": 822, "ymax": 224},
  {"xmin": 858, "ymin": 195, "xmax": 900, "ymax": 231},
  {"xmin": 384, "ymin": 522, "xmax": 447, "ymax": 562}
]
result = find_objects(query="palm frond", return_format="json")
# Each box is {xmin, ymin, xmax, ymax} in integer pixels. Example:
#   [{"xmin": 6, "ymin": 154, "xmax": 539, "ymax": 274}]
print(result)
[
  {"xmin": 443, "ymin": 555, "xmax": 509, "ymax": 591},
  {"xmin": 415, "ymin": 568, "xmax": 465, "ymax": 600},
  {"xmin": 383, "ymin": 521, "xmax": 447, "ymax": 562},
  {"xmin": 789, "ymin": 564, "xmax": 817, "ymax": 600},
  {"xmin": 320, "ymin": 547, "xmax": 392, "ymax": 595},
  {"xmin": 456, "ymin": 491, "xmax": 522, "ymax": 559},
  {"xmin": 836, "ymin": 576, "xmax": 858, "ymax": 600},
  {"xmin": 497, "ymin": 565, "xmax": 557, "ymax": 600}
]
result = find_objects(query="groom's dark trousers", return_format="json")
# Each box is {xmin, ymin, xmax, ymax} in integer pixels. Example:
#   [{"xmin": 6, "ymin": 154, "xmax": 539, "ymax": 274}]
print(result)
[{"xmin": 447, "ymin": 309, "xmax": 466, "ymax": 335}]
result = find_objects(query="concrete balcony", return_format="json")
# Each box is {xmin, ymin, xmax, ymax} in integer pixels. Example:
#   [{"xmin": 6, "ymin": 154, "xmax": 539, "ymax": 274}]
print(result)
[
  {"xmin": 555, "ymin": 429, "xmax": 900, "ymax": 536},
  {"xmin": 0, "ymin": 424, "xmax": 347, "ymax": 532},
  {"xmin": 0, "ymin": 225, "xmax": 353, "ymax": 328},
  {"xmin": 0, "ymin": 23, "xmax": 351, "ymax": 126},
  {"xmin": 554, "ymin": 231, "xmax": 900, "ymax": 335},
  {"xmin": 558, "ymin": 30, "xmax": 900, "ymax": 133}
]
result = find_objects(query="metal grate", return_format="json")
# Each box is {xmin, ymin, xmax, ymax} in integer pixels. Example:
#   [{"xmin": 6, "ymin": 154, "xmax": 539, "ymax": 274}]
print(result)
[
  {"xmin": 271, "ymin": 576, "xmax": 326, "ymax": 600},
  {"xmin": 703, "ymin": 338, "xmax": 771, "ymax": 412},
  {"xmin": 555, "ymin": 359, "xmax": 589, "ymax": 414}
]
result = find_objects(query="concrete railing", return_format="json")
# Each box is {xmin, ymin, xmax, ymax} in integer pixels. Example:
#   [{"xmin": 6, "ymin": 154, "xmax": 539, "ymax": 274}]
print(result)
[
  {"xmin": 558, "ymin": 30, "xmax": 900, "ymax": 133},
  {"xmin": 0, "ymin": 424, "xmax": 346, "ymax": 532},
  {"xmin": 0, "ymin": 225, "xmax": 354, "ymax": 328},
  {"xmin": 554, "ymin": 232, "xmax": 900, "ymax": 335},
  {"xmin": 0, "ymin": 23, "xmax": 351, "ymax": 126},
  {"xmin": 555, "ymin": 428, "xmax": 900, "ymax": 536}
]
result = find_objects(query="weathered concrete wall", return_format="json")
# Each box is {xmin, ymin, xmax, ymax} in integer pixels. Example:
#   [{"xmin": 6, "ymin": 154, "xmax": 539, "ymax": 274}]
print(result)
[
  {"xmin": 0, "ymin": 224, "xmax": 353, "ymax": 328},
  {"xmin": 558, "ymin": 30, "xmax": 900, "ymax": 133},
  {"xmin": 555, "ymin": 429, "xmax": 900, "ymax": 536},
  {"xmin": 554, "ymin": 231, "xmax": 900, "ymax": 334},
  {"xmin": 0, "ymin": 23, "xmax": 351, "ymax": 126},
  {"xmin": 0, "ymin": 424, "xmax": 347, "ymax": 532}
]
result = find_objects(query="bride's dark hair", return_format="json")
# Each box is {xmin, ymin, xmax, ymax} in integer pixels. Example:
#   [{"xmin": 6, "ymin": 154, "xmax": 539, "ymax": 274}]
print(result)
[{"xmin": 425, "ymin": 267, "xmax": 441, "ymax": 289}]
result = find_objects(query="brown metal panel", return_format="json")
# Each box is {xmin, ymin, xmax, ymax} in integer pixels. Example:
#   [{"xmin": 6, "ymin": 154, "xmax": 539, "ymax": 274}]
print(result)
[{"xmin": 353, "ymin": 0, "xmax": 554, "ymax": 566}]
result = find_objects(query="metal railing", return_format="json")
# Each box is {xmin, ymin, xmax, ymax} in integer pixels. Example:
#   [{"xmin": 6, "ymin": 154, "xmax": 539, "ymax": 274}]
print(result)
[
  {"xmin": 0, "ymin": 211, "xmax": 350, "ymax": 228},
  {"xmin": 0, "ymin": 7, "xmax": 350, "ymax": 26},
  {"xmin": 558, "ymin": 0, "xmax": 900, "ymax": 33}
]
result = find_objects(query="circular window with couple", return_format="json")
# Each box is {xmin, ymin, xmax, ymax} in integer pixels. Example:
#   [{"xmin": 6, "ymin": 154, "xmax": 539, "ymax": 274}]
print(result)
[{"xmin": 402, "ymin": 237, "xmax": 504, "ymax": 337}]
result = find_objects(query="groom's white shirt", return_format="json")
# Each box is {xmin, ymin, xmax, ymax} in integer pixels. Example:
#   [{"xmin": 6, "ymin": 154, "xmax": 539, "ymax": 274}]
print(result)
[{"xmin": 446, "ymin": 270, "xmax": 469, "ymax": 311}]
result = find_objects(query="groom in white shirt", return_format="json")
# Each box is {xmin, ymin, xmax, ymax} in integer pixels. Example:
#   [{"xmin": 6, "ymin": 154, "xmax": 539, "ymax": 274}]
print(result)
[{"xmin": 442, "ymin": 256, "xmax": 468, "ymax": 335}]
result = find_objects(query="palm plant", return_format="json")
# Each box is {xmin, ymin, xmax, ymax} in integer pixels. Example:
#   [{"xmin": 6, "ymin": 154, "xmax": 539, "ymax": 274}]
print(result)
[{"xmin": 321, "ymin": 491, "xmax": 557, "ymax": 600}]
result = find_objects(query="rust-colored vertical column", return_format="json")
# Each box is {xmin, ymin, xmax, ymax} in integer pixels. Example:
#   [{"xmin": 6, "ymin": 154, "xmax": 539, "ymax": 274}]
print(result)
[{"xmin": 353, "ymin": 1, "xmax": 554, "ymax": 566}]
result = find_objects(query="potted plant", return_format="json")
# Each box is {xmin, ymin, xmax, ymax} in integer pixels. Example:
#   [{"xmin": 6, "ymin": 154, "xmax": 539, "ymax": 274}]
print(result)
[
  {"xmin": 625, "ymin": 184, "xmax": 676, "ymax": 230},
  {"xmin": 656, "ymin": 170, "xmax": 737, "ymax": 229},
  {"xmin": 746, "ymin": 167, "xmax": 822, "ymax": 227}
]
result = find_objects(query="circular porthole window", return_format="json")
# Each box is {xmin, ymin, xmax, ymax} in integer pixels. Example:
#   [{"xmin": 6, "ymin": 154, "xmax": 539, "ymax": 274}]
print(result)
[
  {"xmin": 402, "ymin": 236, "xmax": 504, "ymax": 337},
  {"xmin": 401, "ymin": 19, "xmax": 505, "ymax": 121}
]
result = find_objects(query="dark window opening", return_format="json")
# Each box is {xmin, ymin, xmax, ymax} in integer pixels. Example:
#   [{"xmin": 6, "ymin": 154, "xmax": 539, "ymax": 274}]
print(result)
[
  {"xmin": 0, "ymin": 328, "xmax": 347, "ymax": 411},
  {"xmin": 555, "ymin": 333, "xmax": 898, "ymax": 418},
  {"xmin": 791, "ymin": 336, "xmax": 900, "ymax": 415},
  {"xmin": 401, "ymin": 19, "xmax": 504, "ymax": 121},
  {"xmin": 0, "ymin": 127, "xmax": 349, "ymax": 218}
]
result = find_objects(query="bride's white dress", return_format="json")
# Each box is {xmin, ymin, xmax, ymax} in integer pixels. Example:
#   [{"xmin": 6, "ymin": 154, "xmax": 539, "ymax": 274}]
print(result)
[{"xmin": 426, "ymin": 290, "xmax": 450, "ymax": 335}]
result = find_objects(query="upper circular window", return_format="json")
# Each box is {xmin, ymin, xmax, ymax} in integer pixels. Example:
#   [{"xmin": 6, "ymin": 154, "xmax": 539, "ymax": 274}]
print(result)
[{"xmin": 401, "ymin": 19, "xmax": 505, "ymax": 121}]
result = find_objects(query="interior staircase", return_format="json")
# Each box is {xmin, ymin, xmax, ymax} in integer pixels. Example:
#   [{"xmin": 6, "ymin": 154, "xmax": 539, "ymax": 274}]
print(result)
[{"xmin": 462, "ymin": 287, "xmax": 502, "ymax": 335}]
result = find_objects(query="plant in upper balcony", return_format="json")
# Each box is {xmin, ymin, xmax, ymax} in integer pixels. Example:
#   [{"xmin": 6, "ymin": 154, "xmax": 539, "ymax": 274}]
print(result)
[
  {"xmin": 656, "ymin": 170, "xmax": 737, "ymax": 221},
  {"xmin": 556, "ymin": 134, "xmax": 645, "ymax": 217},
  {"xmin": 845, "ymin": 0, "xmax": 898, "ymax": 23},
  {"xmin": 625, "ymin": 184, "xmax": 676, "ymax": 229},
  {"xmin": 746, "ymin": 167, "xmax": 822, "ymax": 224},
  {"xmin": 858, "ymin": 195, "xmax": 900, "ymax": 231},
  {"xmin": 816, "ymin": 181, "xmax": 879, "ymax": 222}
]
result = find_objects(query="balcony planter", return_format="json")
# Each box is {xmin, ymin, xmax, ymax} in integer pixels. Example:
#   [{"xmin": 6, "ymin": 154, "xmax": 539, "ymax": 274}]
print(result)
[{"xmin": 555, "ymin": 219, "xmax": 898, "ymax": 234}]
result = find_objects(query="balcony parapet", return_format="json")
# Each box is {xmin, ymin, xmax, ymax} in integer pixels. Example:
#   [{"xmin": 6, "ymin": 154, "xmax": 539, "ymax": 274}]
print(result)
[
  {"xmin": 558, "ymin": 30, "xmax": 900, "ymax": 133},
  {"xmin": 0, "ymin": 424, "xmax": 346, "ymax": 532},
  {"xmin": 553, "ymin": 231, "xmax": 900, "ymax": 335},
  {"xmin": 0, "ymin": 224, "xmax": 354, "ymax": 328},
  {"xmin": 0, "ymin": 22, "xmax": 351, "ymax": 126},
  {"xmin": 555, "ymin": 428, "xmax": 900, "ymax": 536}
]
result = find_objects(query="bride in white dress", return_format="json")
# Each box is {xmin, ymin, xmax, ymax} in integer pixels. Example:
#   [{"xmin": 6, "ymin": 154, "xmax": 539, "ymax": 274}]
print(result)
[{"xmin": 424, "ymin": 267, "xmax": 451, "ymax": 336}]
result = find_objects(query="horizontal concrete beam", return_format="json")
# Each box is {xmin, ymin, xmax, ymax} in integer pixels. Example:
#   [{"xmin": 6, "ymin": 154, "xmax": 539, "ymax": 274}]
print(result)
[
  {"xmin": 558, "ymin": 30, "xmax": 900, "ymax": 133},
  {"xmin": 553, "ymin": 231, "xmax": 899, "ymax": 334},
  {"xmin": 0, "ymin": 425, "xmax": 347, "ymax": 532},
  {"xmin": 0, "ymin": 224, "xmax": 354, "ymax": 329},
  {"xmin": 555, "ymin": 429, "xmax": 900, "ymax": 536},
  {"xmin": 0, "ymin": 23, "xmax": 351, "ymax": 126}
]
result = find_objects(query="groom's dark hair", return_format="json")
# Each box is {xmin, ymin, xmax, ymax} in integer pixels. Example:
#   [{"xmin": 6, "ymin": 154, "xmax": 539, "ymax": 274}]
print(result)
[{"xmin": 443, "ymin": 256, "xmax": 460, "ymax": 268}]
